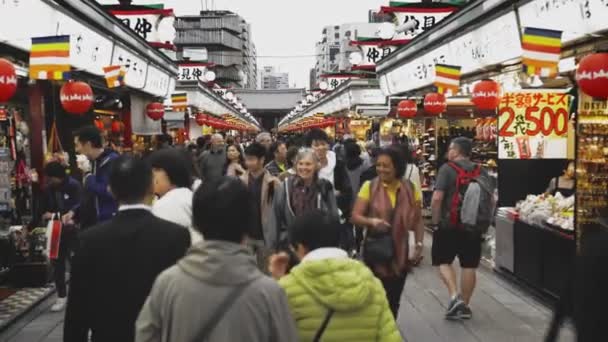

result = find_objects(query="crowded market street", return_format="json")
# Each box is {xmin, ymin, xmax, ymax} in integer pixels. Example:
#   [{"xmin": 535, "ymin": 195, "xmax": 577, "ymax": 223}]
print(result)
[{"xmin": 0, "ymin": 0, "xmax": 607, "ymax": 341}]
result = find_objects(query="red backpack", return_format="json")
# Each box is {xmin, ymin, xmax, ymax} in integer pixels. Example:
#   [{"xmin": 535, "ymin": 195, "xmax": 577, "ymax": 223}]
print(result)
[{"xmin": 448, "ymin": 162, "xmax": 481, "ymax": 228}]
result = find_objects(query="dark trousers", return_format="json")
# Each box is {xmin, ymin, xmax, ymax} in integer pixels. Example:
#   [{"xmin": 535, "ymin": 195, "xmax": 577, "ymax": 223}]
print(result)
[
  {"xmin": 52, "ymin": 228, "xmax": 77, "ymax": 298},
  {"xmin": 381, "ymin": 273, "xmax": 407, "ymax": 318}
]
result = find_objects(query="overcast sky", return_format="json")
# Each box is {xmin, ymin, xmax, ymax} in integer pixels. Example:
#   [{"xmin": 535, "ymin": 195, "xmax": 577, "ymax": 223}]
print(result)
[{"xmin": 98, "ymin": 0, "xmax": 387, "ymax": 89}]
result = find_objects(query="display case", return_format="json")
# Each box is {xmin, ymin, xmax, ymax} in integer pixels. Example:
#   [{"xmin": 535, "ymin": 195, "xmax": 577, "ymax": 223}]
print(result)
[{"xmin": 576, "ymin": 93, "xmax": 608, "ymax": 245}]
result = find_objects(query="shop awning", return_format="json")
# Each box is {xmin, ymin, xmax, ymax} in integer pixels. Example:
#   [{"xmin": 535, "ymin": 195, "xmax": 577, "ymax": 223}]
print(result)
[{"xmin": 0, "ymin": 0, "xmax": 177, "ymax": 98}]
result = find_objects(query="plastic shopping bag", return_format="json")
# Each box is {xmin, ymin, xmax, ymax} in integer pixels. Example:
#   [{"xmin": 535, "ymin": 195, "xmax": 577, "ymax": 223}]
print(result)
[{"xmin": 46, "ymin": 214, "xmax": 62, "ymax": 260}]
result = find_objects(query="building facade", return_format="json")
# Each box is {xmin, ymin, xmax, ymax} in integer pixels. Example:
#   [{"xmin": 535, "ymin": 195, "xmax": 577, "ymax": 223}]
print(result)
[
  {"xmin": 260, "ymin": 66, "xmax": 289, "ymax": 90},
  {"xmin": 175, "ymin": 10, "xmax": 258, "ymax": 89}
]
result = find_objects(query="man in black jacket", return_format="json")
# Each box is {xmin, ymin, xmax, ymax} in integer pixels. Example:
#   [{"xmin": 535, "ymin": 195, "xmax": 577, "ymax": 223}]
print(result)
[{"xmin": 64, "ymin": 155, "xmax": 190, "ymax": 342}]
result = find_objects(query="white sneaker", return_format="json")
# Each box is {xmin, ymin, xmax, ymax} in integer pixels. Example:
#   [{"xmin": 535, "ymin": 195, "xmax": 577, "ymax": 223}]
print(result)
[{"xmin": 50, "ymin": 297, "xmax": 67, "ymax": 312}]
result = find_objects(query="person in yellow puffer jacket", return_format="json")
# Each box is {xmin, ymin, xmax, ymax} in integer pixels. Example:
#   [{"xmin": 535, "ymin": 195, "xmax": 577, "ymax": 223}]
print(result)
[{"xmin": 269, "ymin": 210, "xmax": 403, "ymax": 342}]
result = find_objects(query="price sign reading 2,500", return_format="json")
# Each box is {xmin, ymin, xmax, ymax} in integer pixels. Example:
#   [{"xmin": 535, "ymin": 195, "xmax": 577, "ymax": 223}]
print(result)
[{"xmin": 498, "ymin": 106, "xmax": 569, "ymax": 137}]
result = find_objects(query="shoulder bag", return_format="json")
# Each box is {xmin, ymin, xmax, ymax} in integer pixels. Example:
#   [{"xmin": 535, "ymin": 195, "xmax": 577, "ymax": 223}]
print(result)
[
  {"xmin": 191, "ymin": 278, "xmax": 258, "ymax": 342},
  {"xmin": 363, "ymin": 179, "xmax": 397, "ymax": 265},
  {"xmin": 313, "ymin": 309, "xmax": 335, "ymax": 342}
]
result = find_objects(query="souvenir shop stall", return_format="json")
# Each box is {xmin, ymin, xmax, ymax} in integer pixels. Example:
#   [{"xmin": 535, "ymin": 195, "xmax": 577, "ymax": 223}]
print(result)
[{"xmin": 0, "ymin": 0, "xmax": 179, "ymax": 294}]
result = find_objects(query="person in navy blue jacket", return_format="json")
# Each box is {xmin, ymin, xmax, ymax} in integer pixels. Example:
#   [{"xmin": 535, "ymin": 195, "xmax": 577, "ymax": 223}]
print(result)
[
  {"xmin": 37, "ymin": 161, "xmax": 82, "ymax": 312},
  {"xmin": 62, "ymin": 126, "xmax": 119, "ymax": 229}
]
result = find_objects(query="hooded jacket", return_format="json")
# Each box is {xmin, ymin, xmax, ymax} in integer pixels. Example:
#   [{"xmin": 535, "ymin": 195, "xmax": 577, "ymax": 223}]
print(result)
[
  {"xmin": 135, "ymin": 240, "xmax": 298, "ymax": 342},
  {"xmin": 279, "ymin": 248, "xmax": 402, "ymax": 342},
  {"xmin": 152, "ymin": 187, "xmax": 202, "ymax": 245}
]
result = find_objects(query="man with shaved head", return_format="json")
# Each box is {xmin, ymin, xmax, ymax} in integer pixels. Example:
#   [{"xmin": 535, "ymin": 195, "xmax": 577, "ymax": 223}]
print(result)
[{"xmin": 198, "ymin": 133, "xmax": 226, "ymax": 184}]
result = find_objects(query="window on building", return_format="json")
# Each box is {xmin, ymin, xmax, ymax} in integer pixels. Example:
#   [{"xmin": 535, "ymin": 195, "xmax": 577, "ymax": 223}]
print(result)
[
  {"xmin": 335, "ymin": 33, "xmax": 340, "ymax": 39},
  {"xmin": 345, "ymin": 30, "xmax": 351, "ymax": 37},
  {"xmin": 334, "ymin": 25, "xmax": 340, "ymax": 30}
]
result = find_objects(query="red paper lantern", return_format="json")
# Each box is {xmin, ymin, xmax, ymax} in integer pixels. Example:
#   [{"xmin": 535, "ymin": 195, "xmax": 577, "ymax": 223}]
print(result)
[
  {"xmin": 471, "ymin": 80, "xmax": 501, "ymax": 110},
  {"xmin": 94, "ymin": 119, "xmax": 104, "ymax": 131},
  {"xmin": 576, "ymin": 53, "xmax": 608, "ymax": 99},
  {"xmin": 146, "ymin": 102, "xmax": 164, "ymax": 121},
  {"xmin": 60, "ymin": 81, "xmax": 94, "ymax": 115},
  {"xmin": 195, "ymin": 113, "xmax": 207, "ymax": 126},
  {"xmin": 397, "ymin": 100, "xmax": 417, "ymax": 118},
  {"xmin": 0, "ymin": 59, "xmax": 17, "ymax": 103},
  {"xmin": 424, "ymin": 93, "xmax": 447, "ymax": 115},
  {"xmin": 111, "ymin": 120, "xmax": 123, "ymax": 134}
]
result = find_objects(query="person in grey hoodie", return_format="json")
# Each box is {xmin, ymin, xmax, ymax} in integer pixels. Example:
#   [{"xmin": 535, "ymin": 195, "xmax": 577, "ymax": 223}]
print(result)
[{"xmin": 135, "ymin": 177, "xmax": 298, "ymax": 342}]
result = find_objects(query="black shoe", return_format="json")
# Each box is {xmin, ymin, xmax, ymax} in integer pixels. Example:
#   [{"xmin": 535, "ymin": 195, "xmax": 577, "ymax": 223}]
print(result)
[
  {"xmin": 445, "ymin": 296, "xmax": 465, "ymax": 320},
  {"xmin": 458, "ymin": 305, "xmax": 472, "ymax": 320}
]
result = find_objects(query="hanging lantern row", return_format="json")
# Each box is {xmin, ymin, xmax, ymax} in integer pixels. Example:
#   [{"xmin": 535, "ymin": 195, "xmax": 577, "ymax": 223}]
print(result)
[
  {"xmin": 60, "ymin": 80, "xmax": 93, "ymax": 115},
  {"xmin": 576, "ymin": 52, "xmax": 608, "ymax": 99},
  {"xmin": 397, "ymin": 100, "xmax": 417, "ymax": 118},
  {"xmin": 146, "ymin": 102, "xmax": 165, "ymax": 121},
  {"xmin": 424, "ymin": 92, "xmax": 447, "ymax": 115},
  {"xmin": 281, "ymin": 117, "xmax": 337, "ymax": 132},
  {"xmin": 0, "ymin": 58, "xmax": 17, "ymax": 103},
  {"xmin": 471, "ymin": 79, "xmax": 501, "ymax": 110},
  {"xmin": 195, "ymin": 113, "xmax": 256, "ymax": 132}
]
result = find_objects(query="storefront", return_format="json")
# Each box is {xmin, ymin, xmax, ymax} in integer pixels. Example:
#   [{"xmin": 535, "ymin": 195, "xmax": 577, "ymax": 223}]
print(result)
[
  {"xmin": 375, "ymin": 0, "xmax": 608, "ymax": 299},
  {"xmin": 0, "ymin": 0, "xmax": 178, "ymax": 324}
]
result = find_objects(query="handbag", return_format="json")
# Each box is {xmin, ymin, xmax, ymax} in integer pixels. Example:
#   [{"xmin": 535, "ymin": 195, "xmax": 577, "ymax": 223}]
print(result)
[
  {"xmin": 45, "ymin": 213, "xmax": 62, "ymax": 260},
  {"xmin": 363, "ymin": 180, "xmax": 397, "ymax": 265}
]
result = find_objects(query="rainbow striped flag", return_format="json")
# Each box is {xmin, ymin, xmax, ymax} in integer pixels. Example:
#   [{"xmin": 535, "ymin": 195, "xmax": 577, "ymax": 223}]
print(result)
[
  {"xmin": 172, "ymin": 93, "xmax": 188, "ymax": 112},
  {"xmin": 434, "ymin": 64, "xmax": 461, "ymax": 95},
  {"xmin": 103, "ymin": 65, "xmax": 126, "ymax": 88},
  {"xmin": 29, "ymin": 35, "xmax": 71, "ymax": 80},
  {"xmin": 522, "ymin": 27, "xmax": 562, "ymax": 77}
]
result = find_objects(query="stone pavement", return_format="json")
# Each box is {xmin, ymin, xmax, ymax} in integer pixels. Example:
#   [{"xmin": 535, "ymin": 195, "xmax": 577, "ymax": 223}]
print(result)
[{"xmin": 0, "ymin": 235, "xmax": 576, "ymax": 342}]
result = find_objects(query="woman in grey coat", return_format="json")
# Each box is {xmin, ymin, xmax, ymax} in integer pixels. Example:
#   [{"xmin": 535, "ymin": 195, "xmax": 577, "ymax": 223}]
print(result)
[
  {"xmin": 267, "ymin": 148, "xmax": 339, "ymax": 250},
  {"xmin": 135, "ymin": 177, "xmax": 298, "ymax": 342}
]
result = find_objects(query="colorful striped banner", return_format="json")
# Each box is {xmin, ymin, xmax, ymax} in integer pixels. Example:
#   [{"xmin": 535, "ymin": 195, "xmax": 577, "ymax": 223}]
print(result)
[
  {"xmin": 171, "ymin": 93, "xmax": 188, "ymax": 112},
  {"xmin": 434, "ymin": 64, "xmax": 461, "ymax": 95},
  {"xmin": 29, "ymin": 35, "xmax": 71, "ymax": 80},
  {"xmin": 522, "ymin": 27, "xmax": 562, "ymax": 78},
  {"xmin": 103, "ymin": 65, "xmax": 126, "ymax": 88}
]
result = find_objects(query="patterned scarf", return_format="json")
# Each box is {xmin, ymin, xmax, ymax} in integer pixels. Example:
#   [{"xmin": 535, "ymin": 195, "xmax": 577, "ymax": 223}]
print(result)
[{"xmin": 368, "ymin": 178, "xmax": 418, "ymax": 275}]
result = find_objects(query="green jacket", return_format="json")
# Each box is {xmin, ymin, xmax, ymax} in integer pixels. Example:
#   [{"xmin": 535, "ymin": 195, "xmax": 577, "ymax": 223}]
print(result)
[{"xmin": 279, "ymin": 254, "xmax": 402, "ymax": 342}]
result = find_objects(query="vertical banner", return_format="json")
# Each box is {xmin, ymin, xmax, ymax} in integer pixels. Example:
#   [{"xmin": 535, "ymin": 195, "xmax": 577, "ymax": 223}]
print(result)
[{"xmin": 498, "ymin": 91, "xmax": 570, "ymax": 159}]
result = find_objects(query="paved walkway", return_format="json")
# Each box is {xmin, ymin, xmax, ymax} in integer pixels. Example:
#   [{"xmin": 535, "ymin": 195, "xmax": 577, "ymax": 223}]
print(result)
[{"xmin": 0, "ymin": 235, "xmax": 576, "ymax": 342}]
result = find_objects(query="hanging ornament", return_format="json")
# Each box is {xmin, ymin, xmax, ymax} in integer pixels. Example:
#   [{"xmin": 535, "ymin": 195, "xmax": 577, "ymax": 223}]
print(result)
[
  {"xmin": 111, "ymin": 120, "xmax": 123, "ymax": 134},
  {"xmin": 397, "ymin": 100, "xmax": 417, "ymax": 118},
  {"xmin": 196, "ymin": 113, "xmax": 207, "ymax": 126},
  {"xmin": 146, "ymin": 102, "xmax": 164, "ymax": 120},
  {"xmin": 471, "ymin": 79, "xmax": 501, "ymax": 110},
  {"xmin": 423, "ymin": 93, "xmax": 447, "ymax": 115},
  {"xmin": 94, "ymin": 118, "xmax": 104, "ymax": 131},
  {"xmin": 576, "ymin": 53, "xmax": 608, "ymax": 99},
  {"xmin": 0, "ymin": 58, "xmax": 17, "ymax": 103},
  {"xmin": 60, "ymin": 81, "xmax": 94, "ymax": 115}
]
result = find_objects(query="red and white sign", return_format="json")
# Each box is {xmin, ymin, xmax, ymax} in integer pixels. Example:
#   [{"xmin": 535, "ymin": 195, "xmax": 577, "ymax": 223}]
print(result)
[
  {"xmin": 109, "ymin": 9, "xmax": 176, "ymax": 49},
  {"xmin": 380, "ymin": 6, "xmax": 457, "ymax": 43},
  {"xmin": 498, "ymin": 91, "xmax": 570, "ymax": 159}
]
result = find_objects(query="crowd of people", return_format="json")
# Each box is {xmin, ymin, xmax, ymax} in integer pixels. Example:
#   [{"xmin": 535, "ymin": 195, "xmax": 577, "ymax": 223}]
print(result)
[{"xmin": 38, "ymin": 125, "xmax": 495, "ymax": 341}]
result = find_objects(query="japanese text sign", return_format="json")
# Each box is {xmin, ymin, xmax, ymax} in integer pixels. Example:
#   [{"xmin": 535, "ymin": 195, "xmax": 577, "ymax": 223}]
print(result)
[
  {"xmin": 109, "ymin": 9, "xmax": 175, "ymax": 46},
  {"xmin": 498, "ymin": 92, "xmax": 570, "ymax": 159},
  {"xmin": 387, "ymin": 8, "xmax": 456, "ymax": 42},
  {"xmin": 178, "ymin": 64, "xmax": 207, "ymax": 82},
  {"xmin": 357, "ymin": 45, "xmax": 395, "ymax": 68}
]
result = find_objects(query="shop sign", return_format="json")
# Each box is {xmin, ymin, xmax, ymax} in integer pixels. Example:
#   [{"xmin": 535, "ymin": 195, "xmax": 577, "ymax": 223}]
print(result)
[
  {"xmin": 109, "ymin": 9, "xmax": 175, "ymax": 46},
  {"xmin": 143, "ymin": 64, "xmax": 173, "ymax": 98},
  {"xmin": 350, "ymin": 88, "xmax": 386, "ymax": 105},
  {"xmin": 387, "ymin": 8, "xmax": 456, "ymax": 42},
  {"xmin": 498, "ymin": 91, "xmax": 570, "ymax": 159},
  {"xmin": 178, "ymin": 64, "xmax": 207, "ymax": 82},
  {"xmin": 325, "ymin": 77, "xmax": 349, "ymax": 91},
  {"xmin": 0, "ymin": 148, "xmax": 11, "ymax": 211},
  {"xmin": 111, "ymin": 44, "xmax": 148, "ymax": 89},
  {"xmin": 0, "ymin": 0, "xmax": 114, "ymax": 76},
  {"xmin": 213, "ymin": 87, "xmax": 227, "ymax": 98},
  {"xmin": 382, "ymin": 11, "xmax": 521, "ymax": 95},
  {"xmin": 356, "ymin": 45, "xmax": 396, "ymax": 68},
  {"xmin": 578, "ymin": 92, "xmax": 608, "ymax": 123},
  {"xmin": 518, "ymin": 0, "xmax": 608, "ymax": 44}
]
